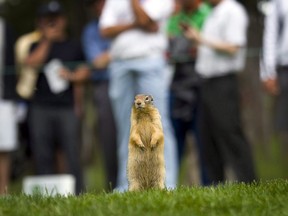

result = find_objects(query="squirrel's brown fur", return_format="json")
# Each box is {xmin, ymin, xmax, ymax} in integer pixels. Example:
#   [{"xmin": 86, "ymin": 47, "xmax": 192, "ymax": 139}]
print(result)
[{"xmin": 127, "ymin": 94, "xmax": 165, "ymax": 191}]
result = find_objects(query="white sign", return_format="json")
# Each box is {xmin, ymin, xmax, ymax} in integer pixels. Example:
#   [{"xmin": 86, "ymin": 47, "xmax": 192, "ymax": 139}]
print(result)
[{"xmin": 23, "ymin": 174, "xmax": 76, "ymax": 197}]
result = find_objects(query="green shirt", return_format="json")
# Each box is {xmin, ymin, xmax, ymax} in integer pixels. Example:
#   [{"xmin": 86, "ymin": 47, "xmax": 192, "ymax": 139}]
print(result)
[{"xmin": 167, "ymin": 3, "xmax": 211, "ymax": 37}]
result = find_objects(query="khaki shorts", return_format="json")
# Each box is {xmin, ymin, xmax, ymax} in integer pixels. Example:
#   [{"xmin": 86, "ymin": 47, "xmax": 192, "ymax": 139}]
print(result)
[{"xmin": 0, "ymin": 100, "xmax": 17, "ymax": 151}]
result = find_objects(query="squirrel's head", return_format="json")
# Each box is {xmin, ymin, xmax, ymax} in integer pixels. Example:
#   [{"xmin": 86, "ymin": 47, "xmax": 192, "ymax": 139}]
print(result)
[{"xmin": 134, "ymin": 94, "xmax": 154, "ymax": 110}]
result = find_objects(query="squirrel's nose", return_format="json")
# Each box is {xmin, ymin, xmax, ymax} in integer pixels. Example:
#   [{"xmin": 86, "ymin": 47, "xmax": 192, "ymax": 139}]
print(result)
[{"xmin": 136, "ymin": 102, "xmax": 141, "ymax": 106}]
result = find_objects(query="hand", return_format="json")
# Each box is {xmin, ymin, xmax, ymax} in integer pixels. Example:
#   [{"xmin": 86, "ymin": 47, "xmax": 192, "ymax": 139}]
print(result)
[
  {"xmin": 59, "ymin": 67, "xmax": 72, "ymax": 81},
  {"xmin": 133, "ymin": 19, "xmax": 159, "ymax": 33},
  {"xmin": 183, "ymin": 27, "xmax": 202, "ymax": 44},
  {"xmin": 93, "ymin": 52, "xmax": 111, "ymax": 69},
  {"xmin": 262, "ymin": 78, "xmax": 279, "ymax": 96},
  {"xmin": 140, "ymin": 22, "xmax": 159, "ymax": 33},
  {"xmin": 41, "ymin": 24, "xmax": 62, "ymax": 42}
]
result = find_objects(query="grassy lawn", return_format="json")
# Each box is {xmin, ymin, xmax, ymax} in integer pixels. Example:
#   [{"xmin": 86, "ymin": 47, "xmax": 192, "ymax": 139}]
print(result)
[
  {"xmin": 1, "ymin": 179, "xmax": 287, "ymax": 216},
  {"xmin": 6, "ymin": 123, "xmax": 287, "ymax": 215}
]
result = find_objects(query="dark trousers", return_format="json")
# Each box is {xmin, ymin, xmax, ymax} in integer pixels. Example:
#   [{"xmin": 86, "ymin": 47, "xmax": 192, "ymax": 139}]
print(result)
[
  {"xmin": 169, "ymin": 62, "xmax": 210, "ymax": 185},
  {"xmin": 28, "ymin": 105, "xmax": 84, "ymax": 194},
  {"xmin": 199, "ymin": 74, "xmax": 256, "ymax": 183},
  {"xmin": 93, "ymin": 81, "xmax": 118, "ymax": 190},
  {"xmin": 276, "ymin": 67, "xmax": 288, "ymax": 131},
  {"xmin": 169, "ymin": 91, "xmax": 211, "ymax": 185}
]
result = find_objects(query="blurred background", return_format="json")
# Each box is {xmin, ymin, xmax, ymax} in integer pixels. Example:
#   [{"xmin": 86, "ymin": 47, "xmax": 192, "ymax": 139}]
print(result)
[{"xmin": 0, "ymin": 0, "xmax": 286, "ymax": 194}]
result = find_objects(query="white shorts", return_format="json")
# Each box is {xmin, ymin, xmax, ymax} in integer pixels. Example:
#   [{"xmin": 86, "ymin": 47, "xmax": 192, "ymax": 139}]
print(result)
[{"xmin": 0, "ymin": 100, "xmax": 17, "ymax": 151}]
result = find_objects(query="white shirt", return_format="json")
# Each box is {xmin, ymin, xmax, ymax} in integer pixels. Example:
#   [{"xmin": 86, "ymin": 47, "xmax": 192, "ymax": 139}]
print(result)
[
  {"xmin": 261, "ymin": 0, "xmax": 288, "ymax": 81},
  {"xmin": 196, "ymin": 0, "xmax": 248, "ymax": 78},
  {"xmin": 99, "ymin": 0, "xmax": 174, "ymax": 60}
]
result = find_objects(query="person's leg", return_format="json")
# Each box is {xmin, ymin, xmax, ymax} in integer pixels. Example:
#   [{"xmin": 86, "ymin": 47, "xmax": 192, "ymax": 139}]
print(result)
[
  {"xmin": 275, "ymin": 70, "xmax": 288, "ymax": 169},
  {"xmin": 192, "ymin": 91, "xmax": 212, "ymax": 185},
  {"xmin": 169, "ymin": 91, "xmax": 187, "ymax": 167},
  {"xmin": 204, "ymin": 75, "xmax": 256, "ymax": 183},
  {"xmin": 0, "ymin": 101, "xmax": 17, "ymax": 194},
  {"xmin": 135, "ymin": 56, "xmax": 178, "ymax": 189},
  {"xmin": 29, "ymin": 106, "xmax": 55, "ymax": 175},
  {"xmin": 109, "ymin": 61, "xmax": 135, "ymax": 192},
  {"xmin": 172, "ymin": 118, "xmax": 187, "ymax": 168},
  {"xmin": 55, "ymin": 107, "xmax": 84, "ymax": 195},
  {"xmin": 198, "ymin": 86, "xmax": 225, "ymax": 184},
  {"xmin": 93, "ymin": 81, "xmax": 118, "ymax": 190},
  {"xmin": 277, "ymin": 132, "xmax": 288, "ymax": 173},
  {"xmin": 0, "ymin": 152, "xmax": 11, "ymax": 195}
]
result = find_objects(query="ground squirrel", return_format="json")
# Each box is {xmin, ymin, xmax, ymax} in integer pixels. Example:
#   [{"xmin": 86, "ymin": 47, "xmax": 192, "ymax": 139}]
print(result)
[{"xmin": 127, "ymin": 94, "xmax": 165, "ymax": 191}]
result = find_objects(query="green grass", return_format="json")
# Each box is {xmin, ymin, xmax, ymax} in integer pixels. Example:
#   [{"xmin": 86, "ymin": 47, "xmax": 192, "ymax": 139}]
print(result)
[
  {"xmin": 1, "ymin": 179, "xmax": 287, "ymax": 216},
  {"xmin": 254, "ymin": 136, "xmax": 288, "ymax": 180}
]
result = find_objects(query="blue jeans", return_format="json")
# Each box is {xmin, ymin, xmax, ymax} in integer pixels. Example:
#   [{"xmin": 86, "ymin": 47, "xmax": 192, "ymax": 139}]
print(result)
[{"xmin": 109, "ymin": 55, "xmax": 178, "ymax": 192}]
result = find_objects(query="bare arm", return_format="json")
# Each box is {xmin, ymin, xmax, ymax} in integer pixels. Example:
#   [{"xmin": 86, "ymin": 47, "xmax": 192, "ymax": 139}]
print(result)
[
  {"xmin": 73, "ymin": 83, "xmax": 84, "ymax": 118},
  {"xmin": 184, "ymin": 27, "xmax": 240, "ymax": 55},
  {"xmin": 59, "ymin": 65, "xmax": 90, "ymax": 83},
  {"xmin": 101, "ymin": 0, "xmax": 159, "ymax": 38},
  {"xmin": 92, "ymin": 52, "xmax": 111, "ymax": 69},
  {"xmin": 202, "ymin": 39, "xmax": 240, "ymax": 55},
  {"xmin": 262, "ymin": 78, "xmax": 279, "ymax": 96},
  {"xmin": 131, "ymin": 0, "xmax": 158, "ymax": 32},
  {"xmin": 25, "ymin": 24, "xmax": 65, "ymax": 68},
  {"xmin": 101, "ymin": 23, "xmax": 136, "ymax": 38},
  {"xmin": 24, "ymin": 39, "xmax": 51, "ymax": 68}
]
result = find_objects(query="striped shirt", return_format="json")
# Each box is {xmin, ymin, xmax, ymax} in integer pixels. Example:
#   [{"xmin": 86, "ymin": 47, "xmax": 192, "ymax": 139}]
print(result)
[{"xmin": 261, "ymin": 0, "xmax": 288, "ymax": 80}]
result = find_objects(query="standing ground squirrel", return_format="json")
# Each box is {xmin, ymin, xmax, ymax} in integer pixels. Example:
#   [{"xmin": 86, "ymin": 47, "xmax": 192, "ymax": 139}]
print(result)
[{"xmin": 127, "ymin": 94, "xmax": 165, "ymax": 191}]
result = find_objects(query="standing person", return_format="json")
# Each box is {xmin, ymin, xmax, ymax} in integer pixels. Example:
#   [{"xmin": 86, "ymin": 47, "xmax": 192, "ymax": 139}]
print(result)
[
  {"xmin": 167, "ymin": 0, "xmax": 211, "ymax": 185},
  {"xmin": 100, "ymin": 0, "xmax": 178, "ymax": 192},
  {"xmin": 261, "ymin": 0, "xmax": 288, "ymax": 167},
  {"xmin": 0, "ymin": 17, "xmax": 17, "ymax": 195},
  {"xmin": 23, "ymin": 1, "xmax": 89, "ymax": 194},
  {"xmin": 183, "ymin": 0, "xmax": 257, "ymax": 183},
  {"xmin": 82, "ymin": 0, "xmax": 118, "ymax": 191}
]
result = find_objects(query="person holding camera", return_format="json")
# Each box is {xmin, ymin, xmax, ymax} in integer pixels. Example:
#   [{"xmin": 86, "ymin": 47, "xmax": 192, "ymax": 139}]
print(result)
[
  {"xmin": 183, "ymin": 0, "xmax": 257, "ymax": 184},
  {"xmin": 167, "ymin": 0, "xmax": 211, "ymax": 185},
  {"xmin": 23, "ymin": 1, "xmax": 89, "ymax": 194}
]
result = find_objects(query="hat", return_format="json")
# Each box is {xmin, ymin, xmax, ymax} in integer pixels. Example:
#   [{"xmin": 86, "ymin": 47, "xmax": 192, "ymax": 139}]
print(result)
[{"xmin": 37, "ymin": 1, "xmax": 63, "ymax": 17}]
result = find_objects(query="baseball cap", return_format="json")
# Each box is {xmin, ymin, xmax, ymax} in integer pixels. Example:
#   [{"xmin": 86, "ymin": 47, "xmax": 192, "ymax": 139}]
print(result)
[{"xmin": 36, "ymin": 1, "xmax": 63, "ymax": 17}]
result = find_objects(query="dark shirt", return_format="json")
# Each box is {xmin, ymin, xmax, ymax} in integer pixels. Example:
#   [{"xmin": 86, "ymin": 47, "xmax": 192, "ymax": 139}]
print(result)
[
  {"xmin": 30, "ymin": 39, "xmax": 85, "ymax": 107},
  {"xmin": 2, "ymin": 21, "xmax": 17, "ymax": 100}
]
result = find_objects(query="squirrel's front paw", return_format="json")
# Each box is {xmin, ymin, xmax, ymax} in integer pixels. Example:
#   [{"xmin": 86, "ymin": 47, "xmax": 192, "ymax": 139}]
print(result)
[
  {"xmin": 137, "ymin": 142, "xmax": 145, "ymax": 149},
  {"xmin": 150, "ymin": 137, "xmax": 158, "ymax": 148}
]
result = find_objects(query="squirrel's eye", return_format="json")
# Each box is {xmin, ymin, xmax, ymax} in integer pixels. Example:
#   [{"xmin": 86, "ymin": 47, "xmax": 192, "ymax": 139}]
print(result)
[{"xmin": 145, "ymin": 96, "xmax": 149, "ymax": 101}]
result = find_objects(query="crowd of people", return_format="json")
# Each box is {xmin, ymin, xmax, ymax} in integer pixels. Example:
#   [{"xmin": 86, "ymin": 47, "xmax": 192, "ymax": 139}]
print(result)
[{"xmin": 0, "ymin": 0, "xmax": 286, "ymax": 195}]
